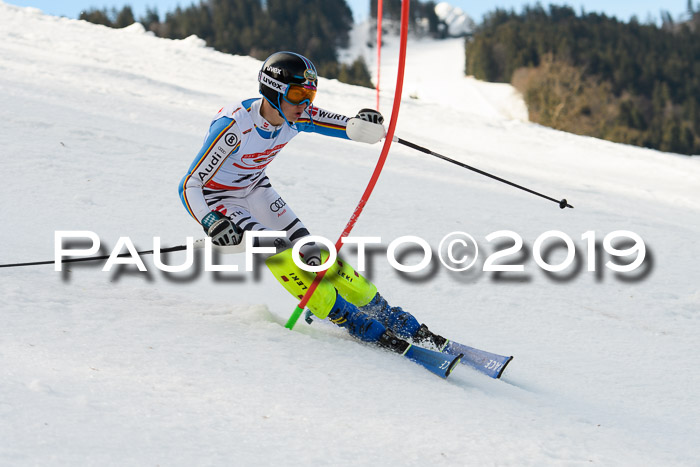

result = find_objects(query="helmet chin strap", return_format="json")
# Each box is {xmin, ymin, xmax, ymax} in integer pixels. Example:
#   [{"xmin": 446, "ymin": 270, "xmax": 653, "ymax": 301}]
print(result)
[{"xmin": 260, "ymin": 92, "xmax": 296, "ymax": 129}]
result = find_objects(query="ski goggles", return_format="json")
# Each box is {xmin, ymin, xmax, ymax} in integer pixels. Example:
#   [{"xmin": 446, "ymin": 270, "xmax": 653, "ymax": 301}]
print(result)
[
  {"xmin": 259, "ymin": 72, "xmax": 317, "ymax": 105},
  {"xmin": 283, "ymin": 83, "xmax": 317, "ymax": 105}
]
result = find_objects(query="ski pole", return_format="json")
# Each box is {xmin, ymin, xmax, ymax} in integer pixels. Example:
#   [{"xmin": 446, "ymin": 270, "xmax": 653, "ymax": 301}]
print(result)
[
  {"xmin": 0, "ymin": 237, "xmax": 250, "ymax": 269},
  {"xmin": 394, "ymin": 136, "xmax": 573, "ymax": 209},
  {"xmin": 0, "ymin": 245, "xmax": 188, "ymax": 268}
]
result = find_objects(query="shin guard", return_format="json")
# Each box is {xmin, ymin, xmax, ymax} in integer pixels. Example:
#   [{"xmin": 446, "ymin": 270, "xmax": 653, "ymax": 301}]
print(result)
[
  {"xmin": 322, "ymin": 251, "xmax": 377, "ymax": 308},
  {"xmin": 265, "ymin": 248, "xmax": 336, "ymax": 319}
]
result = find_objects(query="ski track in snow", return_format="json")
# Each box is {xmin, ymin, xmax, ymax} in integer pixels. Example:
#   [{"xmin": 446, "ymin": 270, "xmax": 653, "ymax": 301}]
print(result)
[{"xmin": 1, "ymin": 3, "xmax": 700, "ymax": 465}]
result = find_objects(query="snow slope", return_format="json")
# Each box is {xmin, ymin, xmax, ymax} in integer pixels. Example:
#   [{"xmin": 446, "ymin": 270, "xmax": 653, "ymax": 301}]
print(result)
[{"xmin": 2, "ymin": 3, "xmax": 700, "ymax": 465}]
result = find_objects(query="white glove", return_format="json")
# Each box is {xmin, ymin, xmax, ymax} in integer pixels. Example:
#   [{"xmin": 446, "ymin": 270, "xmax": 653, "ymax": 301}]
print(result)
[{"xmin": 346, "ymin": 108, "xmax": 386, "ymax": 144}]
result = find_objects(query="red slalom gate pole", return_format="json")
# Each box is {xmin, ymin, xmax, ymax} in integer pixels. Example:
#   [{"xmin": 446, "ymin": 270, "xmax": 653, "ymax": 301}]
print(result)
[
  {"xmin": 285, "ymin": 0, "xmax": 411, "ymax": 330},
  {"xmin": 376, "ymin": 0, "xmax": 383, "ymax": 110}
]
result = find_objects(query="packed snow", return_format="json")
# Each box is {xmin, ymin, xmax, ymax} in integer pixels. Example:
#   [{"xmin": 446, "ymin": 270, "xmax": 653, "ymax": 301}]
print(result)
[{"xmin": 1, "ymin": 2, "xmax": 699, "ymax": 465}]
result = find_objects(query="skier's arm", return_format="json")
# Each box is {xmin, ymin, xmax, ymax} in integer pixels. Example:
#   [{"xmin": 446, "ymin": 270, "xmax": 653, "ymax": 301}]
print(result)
[
  {"xmin": 297, "ymin": 107, "xmax": 386, "ymax": 144},
  {"xmin": 296, "ymin": 106, "xmax": 352, "ymax": 139},
  {"xmin": 178, "ymin": 117, "xmax": 242, "ymax": 223}
]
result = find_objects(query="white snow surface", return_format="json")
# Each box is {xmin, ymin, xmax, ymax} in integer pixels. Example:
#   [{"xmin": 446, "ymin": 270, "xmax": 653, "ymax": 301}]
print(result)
[{"xmin": 2, "ymin": 2, "xmax": 700, "ymax": 465}]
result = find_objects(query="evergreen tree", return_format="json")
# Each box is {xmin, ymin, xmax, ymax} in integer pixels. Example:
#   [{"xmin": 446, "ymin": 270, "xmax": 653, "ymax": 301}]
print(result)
[
  {"xmin": 114, "ymin": 6, "xmax": 135, "ymax": 28},
  {"xmin": 139, "ymin": 7, "xmax": 160, "ymax": 33},
  {"xmin": 467, "ymin": 4, "xmax": 700, "ymax": 155},
  {"xmin": 79, "ymin": 8, "xmax": 113, "ymax": 27},
  {"xmin": 77, "ymin": 0, "xmax": 437, "ymax": 91}
]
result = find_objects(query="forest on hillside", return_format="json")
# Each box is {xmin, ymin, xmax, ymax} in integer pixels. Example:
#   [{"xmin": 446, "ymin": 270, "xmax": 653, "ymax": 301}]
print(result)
[
  {"xmin": 368, "ymin": 0, "xmax": 442, "ymax": 35},
  {"xmin": 79, "ymin": 1, "xmax": 700, "ymax": 155},
  {"xmin": 79, "ymin": 0, "xmax": 443, "ymax": 89},
  {"xmin": 466, "ymin": 4, "xmax": 700, "ymax": 155},
  {"xmin": 80, "ymin": 0, "xmax": 373, "ymax": 87}
]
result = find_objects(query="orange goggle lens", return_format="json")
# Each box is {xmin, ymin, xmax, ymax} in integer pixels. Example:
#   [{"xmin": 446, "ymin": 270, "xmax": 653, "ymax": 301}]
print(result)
[{"xmin": 284, "ymin": 84, "xmax": 317, "ymax": 105}]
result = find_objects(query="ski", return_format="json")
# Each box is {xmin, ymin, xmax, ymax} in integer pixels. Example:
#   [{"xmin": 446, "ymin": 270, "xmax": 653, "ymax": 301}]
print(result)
[
  {"xmin": 441, "ymin": 340, "xmax": 512, "ymax": 379},
  {"xmin": 403, "ymin": 345, "xmax": 463, "ymax": 379},
  {"xmin": 303, "ymin": 310, "xmax": 481, "ymax": 379}
]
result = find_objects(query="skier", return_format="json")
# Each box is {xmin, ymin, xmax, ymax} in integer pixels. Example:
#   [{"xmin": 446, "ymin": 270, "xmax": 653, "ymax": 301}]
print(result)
[{"xmin": 179, "ymin": 51, "xmax": 446, "ymax": 354}]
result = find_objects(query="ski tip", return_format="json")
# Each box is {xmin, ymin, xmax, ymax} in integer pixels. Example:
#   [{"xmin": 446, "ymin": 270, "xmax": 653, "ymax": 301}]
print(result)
[
  {"xmin": 496, "ymin": 356, "xmax": 514, "ymax": 379},
  {"xmin": 445, "ymin": 353, "xmax": 464, "ymax": 378}
]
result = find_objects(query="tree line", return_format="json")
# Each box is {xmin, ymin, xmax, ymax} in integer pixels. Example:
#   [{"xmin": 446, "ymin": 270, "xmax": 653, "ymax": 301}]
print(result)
[
  {"xmin": 465, "ymin": 4, "xmax": 700, "ymax": 155},
  {"xmin": 79, "ymin": 0, "xmax": 373, "ymax": 88},
  {"xmin": 369, "ymin": 0, "xmax": 443, "ymax": 36}
]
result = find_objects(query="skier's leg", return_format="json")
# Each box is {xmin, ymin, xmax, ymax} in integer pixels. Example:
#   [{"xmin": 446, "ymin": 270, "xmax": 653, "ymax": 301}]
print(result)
[
  {"xmin": 320, "ymin": 251, "xmax": 424, "ymax": 340},
  {"xmin": 247, "ymin": 180, "xmax": 321, "ymax": 265},
  {"xmin": 203, "ymin": 178, "xmax": 321, "ymax": 264},
  {"xmin": 265, "ymin": 248, "xmax": 336, "ymax": 318},
  {"xmin": 358, "ymin": 292, "xmax": 423, "ymax": 340},
  {"xmin": 203, "ymin": 187, "xmax": 280, "ymax": 246},
  {"xmin": 265, "ymin": 248, "xmax": 391, "ymax": 344},
  {"xmin": 322, "ymin": 252, "xmax": 377, "ymax": 306},
  {"xmin": 321, "ymin": 252, "xmax": 448, "ymax": 347},
  {"xmin": 329, "ymin": 292, "xmax": 413, "ymax": 352},
  {"xmin": 325, "ymin": 292, "xmax": 385, "ymax": 343},
  {"xmin": 361, "ymin": 292, "xmax": 448, "ymax": 350}
]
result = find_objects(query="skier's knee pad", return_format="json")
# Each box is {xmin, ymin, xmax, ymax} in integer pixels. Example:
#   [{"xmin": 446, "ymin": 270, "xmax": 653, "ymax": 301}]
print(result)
[
  {"xmin": 265, "ymin": 248, "xmax": 336, "ymax": 319},
  {"xmin": 321, "ymin": 250, "xmax": 378, "ymax": 307}
]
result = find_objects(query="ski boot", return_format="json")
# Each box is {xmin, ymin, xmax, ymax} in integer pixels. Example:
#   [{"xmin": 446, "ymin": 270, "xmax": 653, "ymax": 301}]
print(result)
[
  {"xmin": 377, "ymin": 330, "xmax": 411, "ymax": 354},
  {"xmin": 327, "ymin": 292, "xmax": 386, "ymax": 343},
  {"xmin": 412, "ymin": 324, "xmax": 448, "ymax": 351},
  {"xmin": 359, "ymin": 293, "xmax": 421, "ymax": 339},
  {"xmin": 361, "ymin": 294, "xmax": 448, "ymax": 351},
  {"xmin": 327, "ymin": 292, "xmax": 422, "ymax": 356}
]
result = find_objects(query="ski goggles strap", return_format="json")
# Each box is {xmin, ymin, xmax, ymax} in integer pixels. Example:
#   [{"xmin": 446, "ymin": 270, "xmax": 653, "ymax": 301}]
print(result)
[
  {"xmin": 259, "ymin": 71, "xmax": 316, "ymax": 105},
  {"xmin": 259, "ymin": 71, "xmax": 288, "ymax": 94}
]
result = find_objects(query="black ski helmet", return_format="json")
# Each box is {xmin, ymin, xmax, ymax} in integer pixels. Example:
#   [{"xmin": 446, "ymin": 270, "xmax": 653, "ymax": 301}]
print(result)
[{"xmin": 258, "ymin": 51, "xmax": 318, "ymax": 111}]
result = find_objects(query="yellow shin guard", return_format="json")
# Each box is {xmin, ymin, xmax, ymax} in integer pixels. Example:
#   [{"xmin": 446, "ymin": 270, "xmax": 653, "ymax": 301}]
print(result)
[
  {"xmin": 322, "ymin": 251, "xmax": 378, "ymax": 308},
  {"xmin": 265, "ymin": 249, "xmax": 337, "ymax": 319}
]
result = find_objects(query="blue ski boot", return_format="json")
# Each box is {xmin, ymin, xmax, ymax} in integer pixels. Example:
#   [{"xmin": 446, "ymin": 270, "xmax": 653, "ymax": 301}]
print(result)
[
  {"xmin": 328, "ymin": 292, "xmax": 417, "ymax": 354},
  {"xmin": 377, "ymin": 330, "xmax": 413, "ymax": 354},
  {"xmin": 328, "ymin": 292, "xmax": 387, "ymax": 343},
  {"xmin": 360, "ymin": 293, "xmax": 448, "ymax": 350},
  {"xmin": 359, "ymin": 293, "xmax": 421, "ymax": 339},
  {"xmin": 412, "ymin": 324, "xmax": 448, "ymax": 351}
]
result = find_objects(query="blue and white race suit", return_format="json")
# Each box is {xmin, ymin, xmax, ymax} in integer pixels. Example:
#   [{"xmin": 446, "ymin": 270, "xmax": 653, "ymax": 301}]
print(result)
[{"xmin": 179, "ymin": 97, "xmax": 351, "ymax": 258}]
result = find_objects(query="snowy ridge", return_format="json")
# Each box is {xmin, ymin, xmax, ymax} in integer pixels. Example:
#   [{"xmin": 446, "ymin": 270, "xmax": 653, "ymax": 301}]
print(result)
[
  {"xmin": 1, "ymin": 1, "xmax": 700, "ymax": 465},
  {"xmin": 435, "ymin": 2, "xmax": 476, "ymax": 36}
]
